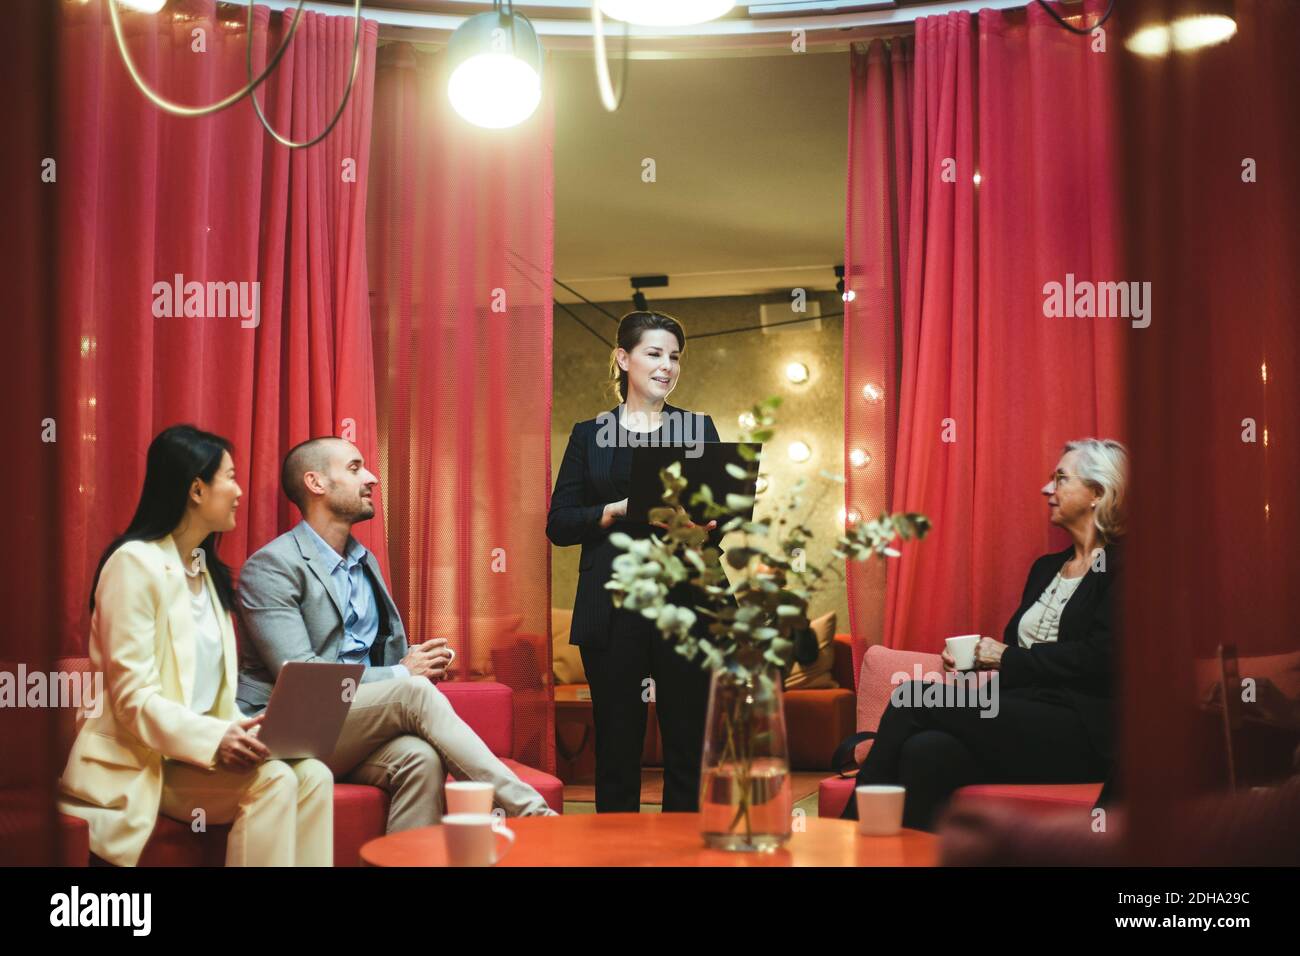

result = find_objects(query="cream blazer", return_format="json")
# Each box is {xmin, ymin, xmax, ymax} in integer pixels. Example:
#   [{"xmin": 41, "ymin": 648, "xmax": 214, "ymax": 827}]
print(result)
[{"xmin": 58, "ymin": 535, "xmax": 240, "ymax": 866}]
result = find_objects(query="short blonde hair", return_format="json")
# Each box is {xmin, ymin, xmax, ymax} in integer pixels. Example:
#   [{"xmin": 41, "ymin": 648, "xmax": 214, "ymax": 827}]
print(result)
[{"xmin": 1063, "ymin": 438, "xmax": 1129, "ymax": 543}]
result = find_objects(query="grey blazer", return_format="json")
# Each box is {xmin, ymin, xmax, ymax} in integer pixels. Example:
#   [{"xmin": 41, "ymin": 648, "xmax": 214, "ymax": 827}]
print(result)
[{"xmin": 236, "ymin": 522, "xmax": 409, "ymax": 716}]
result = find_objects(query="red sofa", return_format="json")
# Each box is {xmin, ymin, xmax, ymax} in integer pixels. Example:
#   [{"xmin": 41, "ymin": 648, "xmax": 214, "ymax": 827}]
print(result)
[
  {"xmin": 53, "ymin": 657, "xmax": 563, "ymax": 866},
  {"xmin": 818, "ymin": 645, "xmax": 1103, "ymax": 820}
]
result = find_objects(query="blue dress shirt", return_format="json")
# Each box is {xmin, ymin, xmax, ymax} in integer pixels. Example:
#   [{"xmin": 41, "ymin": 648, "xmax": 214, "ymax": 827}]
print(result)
[{"xmin": 299, "ymin": 521, "xmax": 407, "ymax": 679}]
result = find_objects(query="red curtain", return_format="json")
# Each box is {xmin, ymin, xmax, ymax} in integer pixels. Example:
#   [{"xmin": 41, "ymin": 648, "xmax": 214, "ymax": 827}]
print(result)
[
  {"xmin": 848, "ymin": 1, "xmax": 1126, "ymax": 652},
  {"xmin": 1117, "ymin": 0, "xmax": 1300, "ymax": 863},
  {"xmin": 844, "ymin": 37, "xmax": 912, "ymax": 678},
  {"xmin": 367, "ymin": 45, "xmax": 557, "ymax": 772},
  {"xmin": 52, "ymin": 0, "xmax": 384, "ymax": 658}
]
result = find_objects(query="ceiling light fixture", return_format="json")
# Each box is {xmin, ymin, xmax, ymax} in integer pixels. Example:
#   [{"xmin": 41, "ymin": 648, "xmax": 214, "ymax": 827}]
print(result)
[{"xmin": 447, "ymin": 1, "xmax": 544, "ymax": 129}]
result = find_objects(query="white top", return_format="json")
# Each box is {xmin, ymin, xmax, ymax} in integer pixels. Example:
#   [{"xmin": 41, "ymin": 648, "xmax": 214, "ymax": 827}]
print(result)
[
  {"xmin": 1017, "ymin": 571, "xmax": 1086, "ymax": 648},
  {"xmin": 188, "ymin": 582, "xmax": 225, "ymax": 716}
]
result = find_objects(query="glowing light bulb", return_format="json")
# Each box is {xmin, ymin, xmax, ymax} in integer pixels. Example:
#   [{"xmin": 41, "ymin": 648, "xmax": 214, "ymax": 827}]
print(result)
[
  {"xmin": 1170, "ymin": 14, "xmax": 1236, "ymax": 51},
  {"xmin": 1126, "ymin": 24, "xmax": 1171, "ymax": 57},
  {"xmin": 788, "ymin": 440, "xmax": 811, "ymax": 463},
  {"xmin": 849, "ymin": 448, "xmax": 871, "ymax": 469},
  {"xmin": 448, "ymin": 54, "xmax": 542, "ymax": 129},
  {"xmin": 785, "ymin": 361, "xmax": 810, "ymax": 384}
]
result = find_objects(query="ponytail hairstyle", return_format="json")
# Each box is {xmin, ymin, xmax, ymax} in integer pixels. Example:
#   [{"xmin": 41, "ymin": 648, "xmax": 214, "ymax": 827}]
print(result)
[
  {"xmin": 608, "ymin": 310, "xmax": 687, "ymax": 403},
  {"xmin": 89, "ymin": 424, "xmax": 237, "ymax": 613}
]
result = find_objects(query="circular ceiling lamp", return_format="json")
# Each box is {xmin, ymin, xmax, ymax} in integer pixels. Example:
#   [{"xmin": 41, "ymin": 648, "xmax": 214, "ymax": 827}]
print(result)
[
  {"xmin": 447, "ymin": 1, "xmax": 543, "ymax": 129},
  {"xmin": 598, "ymin": 1, "xmax": 735, "ymax": 27}
]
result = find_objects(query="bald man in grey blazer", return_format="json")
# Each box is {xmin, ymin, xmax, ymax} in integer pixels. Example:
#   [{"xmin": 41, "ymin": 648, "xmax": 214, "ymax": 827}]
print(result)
[{"xmin": 237, "ymin": 437, "xmax": 555, "ymax": 833}]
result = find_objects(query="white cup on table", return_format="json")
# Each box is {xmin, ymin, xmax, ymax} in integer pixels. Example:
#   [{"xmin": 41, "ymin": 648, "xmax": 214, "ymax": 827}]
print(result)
[
  {"xmin": 442, "ymin": 813, "xmax": 514, "ymax": 866},
  {"xmin": 855, "ymin": 785, "xmax": 906, "ymax": 836},
  {"xmin": 445, "ymin": 781, "xmax": 495, "ymax": 816}
]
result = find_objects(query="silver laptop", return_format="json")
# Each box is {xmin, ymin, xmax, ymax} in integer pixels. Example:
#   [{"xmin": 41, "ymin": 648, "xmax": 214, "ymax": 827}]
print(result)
[{"xmin": 257, "ymin": 662, "xmax": 365, "ymax": 760}]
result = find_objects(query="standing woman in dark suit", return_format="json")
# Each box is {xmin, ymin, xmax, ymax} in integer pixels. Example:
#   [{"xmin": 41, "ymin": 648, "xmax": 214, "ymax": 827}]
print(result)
[{"xmin": 547, "ymin": 311, "xmax": 727, "ymax": 813}]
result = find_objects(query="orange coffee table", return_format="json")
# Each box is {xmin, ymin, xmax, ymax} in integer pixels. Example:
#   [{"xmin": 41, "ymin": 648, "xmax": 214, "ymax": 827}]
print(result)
[{"xmin": 360, "ymin": 813, "xmax": 938, "ymax": 867}]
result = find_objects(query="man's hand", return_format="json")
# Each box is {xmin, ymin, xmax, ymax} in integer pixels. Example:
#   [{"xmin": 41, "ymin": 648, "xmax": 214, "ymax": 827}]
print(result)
[
  {"xmin": 401, "ymin": 638, "xmax": 456, "ymax": 681},
  {"xmin": 217, "ymin": 715, "xmax": 270, "ymax": 772},
  {"xmin": 974, "ymin": 637, "xmax": 1006, "ymax": 670},
  {"xmin": 941, "ymin": 647, "xmax": 957, "ymax": 672}
]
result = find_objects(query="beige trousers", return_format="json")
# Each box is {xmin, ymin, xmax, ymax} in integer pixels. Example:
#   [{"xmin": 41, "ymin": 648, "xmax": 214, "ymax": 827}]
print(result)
[
  {"xmin": 325, "ymin": 676, "xmax": 551, "ymax": 832},
  {"xmin": 159, "ymin": 757, "xmax": 333, "ymax": 866}
]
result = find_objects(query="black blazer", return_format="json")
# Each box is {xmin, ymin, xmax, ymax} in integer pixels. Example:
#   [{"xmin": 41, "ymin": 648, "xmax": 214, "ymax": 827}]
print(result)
[
  {"xmin": 547, "ymin": 403, "xmax": 724, "ymax": 650},
  {"xmin": 999, "ymin": 542, "xmax": 1122, "ymax": 764}
]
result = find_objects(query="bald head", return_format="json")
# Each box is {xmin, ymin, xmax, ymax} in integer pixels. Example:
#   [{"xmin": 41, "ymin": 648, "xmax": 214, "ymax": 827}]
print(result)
[{"xmin": 281, "ymin": 437, "xmax": 351, "ymax": 513}]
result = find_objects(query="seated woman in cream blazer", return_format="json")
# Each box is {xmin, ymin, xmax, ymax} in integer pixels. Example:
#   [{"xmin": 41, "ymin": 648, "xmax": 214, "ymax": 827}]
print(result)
[{"xmin": 59, "ymin": 425, "xmax": 333, "ymax": 866}]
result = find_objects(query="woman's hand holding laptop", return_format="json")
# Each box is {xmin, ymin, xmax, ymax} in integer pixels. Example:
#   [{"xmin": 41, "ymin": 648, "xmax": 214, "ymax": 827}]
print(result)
[{"xmin": 217, "ymin": 714, "xmax": 271, "ymax": 771}]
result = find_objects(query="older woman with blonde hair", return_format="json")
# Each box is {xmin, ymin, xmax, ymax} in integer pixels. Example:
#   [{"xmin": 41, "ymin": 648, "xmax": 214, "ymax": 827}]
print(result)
[{"xmin": 841, "ymin": 438, "xmax": 1129, "ymax": 830}]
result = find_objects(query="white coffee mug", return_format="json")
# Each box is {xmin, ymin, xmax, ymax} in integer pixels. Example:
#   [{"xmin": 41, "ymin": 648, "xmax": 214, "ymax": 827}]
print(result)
[
  {"xmin": 945, "ymin": 634, "xmax": 981, "ymax": 671},
  {"xmin": 442, "ymin": 813, "xmax": 514, "ymax": 866},
  {"xmin": 445, "ymin": 781, "xmax": 495, "ymax": 816},
  {"xmin": 855, "ymin": 785, "xmax": 906, "ymax": 836}
]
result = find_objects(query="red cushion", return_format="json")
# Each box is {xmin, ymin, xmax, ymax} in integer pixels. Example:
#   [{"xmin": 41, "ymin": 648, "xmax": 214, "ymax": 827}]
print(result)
[
  {"xmin": 332, "ymin": 782, "xmax": 390, "ymax": 867},
  {"xmin": 439, "ymin": 682, "xmax": 514, "ymax": 756},
  {"xmin": 818, "ymin": 776, "xmax": 856, "ymax": 819}
]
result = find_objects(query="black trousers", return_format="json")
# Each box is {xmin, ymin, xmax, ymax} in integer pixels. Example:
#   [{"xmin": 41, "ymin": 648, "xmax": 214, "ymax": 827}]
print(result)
[
  {"xmin": 842, "ymin": 680, "xmax": 1108, "ymax": 831},
  {"xmin": 579, "ymin": 600, "xmax": 712, "ymax": 813}
]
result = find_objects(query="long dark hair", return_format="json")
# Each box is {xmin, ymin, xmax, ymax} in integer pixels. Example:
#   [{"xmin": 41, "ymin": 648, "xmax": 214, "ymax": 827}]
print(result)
[
  {"xmin": 89, "ymin": 425, "xmax": 237, "ymax": 613},
  {"xmin": 608, "ymin": 310, "xmax": 687, "ymax": 403}
]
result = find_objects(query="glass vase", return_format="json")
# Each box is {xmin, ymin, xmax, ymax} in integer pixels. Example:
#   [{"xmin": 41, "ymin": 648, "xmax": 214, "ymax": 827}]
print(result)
[{"xmin": 698, "ymin": 667, "xmax": 793, "ymax": 851}]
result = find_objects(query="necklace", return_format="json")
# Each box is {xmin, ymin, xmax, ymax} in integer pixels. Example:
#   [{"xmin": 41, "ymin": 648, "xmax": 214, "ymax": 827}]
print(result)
[{"xmin": 1030, "ymin": 559, "xmax": 1080, "ymax": 645}]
